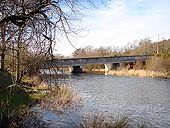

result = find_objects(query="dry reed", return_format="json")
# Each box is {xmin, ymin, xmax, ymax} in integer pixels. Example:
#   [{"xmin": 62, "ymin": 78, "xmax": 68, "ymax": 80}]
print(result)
[
  {"xmin": 81, "ymin": 113, "xmax": 129, "ymax": 128},
  {"xmin": 108, "ymin": 69, "xmax": 167, "ymax": 78},
  {"xmin": 40, "ymin": 84, "xmax": 81, "ymax": 113}
]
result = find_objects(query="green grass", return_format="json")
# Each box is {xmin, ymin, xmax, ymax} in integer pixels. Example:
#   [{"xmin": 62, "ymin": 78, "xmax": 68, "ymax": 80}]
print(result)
[
  {"xmin": 0, "ymin": 87, "xmax": 30, "ymax": 117},
  {"xmin": 0, "ymin": 70, "xmax": 42, "ymax": 118},
  {"xmin": 0, "ymin": 70, "xmax": 13, "ymax": 88}
]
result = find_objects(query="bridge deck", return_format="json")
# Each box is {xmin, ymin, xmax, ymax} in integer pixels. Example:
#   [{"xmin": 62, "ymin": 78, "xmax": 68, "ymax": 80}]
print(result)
[{"xmin": 44, "ymin": 55, "xmax": 151, "ymax": 67}]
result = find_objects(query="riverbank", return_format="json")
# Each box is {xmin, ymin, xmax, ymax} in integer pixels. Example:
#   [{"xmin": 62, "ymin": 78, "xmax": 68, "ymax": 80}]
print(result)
[
  {"xmin": 86, "ymin": 69, "xmax": 169, "ymax": 79},
  {"xmin": 0, "ymin": 71, "xmax": 47, "ymax": 127},
  {"xmin": 108, "ymin": 69, "xmax": 169, "ymax": 79},
  {"xmin": 0, "ymin": 71, "xmax": 82, "ymax": 127}
]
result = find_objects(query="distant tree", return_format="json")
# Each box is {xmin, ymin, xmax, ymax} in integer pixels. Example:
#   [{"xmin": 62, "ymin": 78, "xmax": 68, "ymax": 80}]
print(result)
[
  {"xmin": 97, "ymin": 46, "xmax": 111, "ymax": 56},
  {"xmin": 139, "ymin": 38, "xmax": 152, "ymax": 46},
  {"xmin": 72, "ymin": 48, "xmax": 86, "ymax": 58},
  {"xmin": 146, "ymin": 56, "xmax": 170, "ymax": 76},
  {"xmin": 126, "ymin": 38, "xmax": 153, "ymax": 55}
]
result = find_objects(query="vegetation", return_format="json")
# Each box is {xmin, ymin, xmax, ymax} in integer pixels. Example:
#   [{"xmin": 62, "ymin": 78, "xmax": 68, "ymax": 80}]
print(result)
[
  {"xmin": 146, "ymin": 56, "xmax": 170, "ymax": 77},
  {"xmin": 0, "ymin": 70, "xmax": 81, "ymax": 127},
  {"xmin": 0, "ymin": 70, "xmax": 31, "ymax": 127},
  {"xmin": 81, "ymin": 113, "xmax": 129, "ymax": 128},
  {"xmin": 0, "ymin": 0, "xmax": 107, "ymax": 127},
  {"xmin": 0, "ymin": 0, "xmax": 169, "ymax": 127},
  {"xmin": 39, "ymin": 84, "xmax": 81, "ymax": 114},
  {"xmin": 108, "ymin": 69, "xmax": 167, "ymax": 78},
  {"xmin": 0, "ymin": 0, "xmax": 100, "ymax": 84},
  {"xmin": 0, "ymin": 0, "xmax": 98, "ymax": 126},
  {"xmin": 72, "ymin": 39, "xmax": 170, "ymax": 78}
]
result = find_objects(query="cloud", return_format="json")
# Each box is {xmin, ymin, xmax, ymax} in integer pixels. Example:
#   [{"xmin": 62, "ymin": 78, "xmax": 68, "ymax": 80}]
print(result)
[{"xmin": 56, "ymin": 0, "xmax": 170, "ymax": 56}]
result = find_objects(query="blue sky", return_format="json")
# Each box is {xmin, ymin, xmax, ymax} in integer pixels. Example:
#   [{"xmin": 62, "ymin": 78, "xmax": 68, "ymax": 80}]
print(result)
[{"xmin": 56, "ymin": 0, "xmax": 170, "ymax": 56}]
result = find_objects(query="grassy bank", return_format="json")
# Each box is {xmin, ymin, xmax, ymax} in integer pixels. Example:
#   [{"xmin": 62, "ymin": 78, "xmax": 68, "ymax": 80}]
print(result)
[
  {"xmin": 0, "ymin": 71, "xmax": 82, "ymax": 127},
  {"xmin": 108, "ymin": 69, "xmax": 169, "ymax": 79},
  {"xmin": 0, "ymin": 71, "xmax": 46, "ymax": 127}
]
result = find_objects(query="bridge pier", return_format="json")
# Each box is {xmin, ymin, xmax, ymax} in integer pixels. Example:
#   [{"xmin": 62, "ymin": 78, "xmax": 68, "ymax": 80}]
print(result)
[
  {"xmin": 104, "ymin": 64, "xmax": 112, "ymax": 75},
  {"xmin": 72, "ymin": 66, "xmax": 83, "ymax": 73},
  {"xmin": 68, "ymin": 66, "xmax": 72, "ymax": 73}
]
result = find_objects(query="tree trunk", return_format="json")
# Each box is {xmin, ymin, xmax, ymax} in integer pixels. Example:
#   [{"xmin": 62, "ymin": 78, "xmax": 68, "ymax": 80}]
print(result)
[
  {"xmin": 0, "ymin": 23, "xmax": 6, "ymax": 70},
  {"xmin": 15, "ymin": 26, "xmax": 24, "ymax": 84},
  {"xmin": 16, "ymin": 40, "xmax": 20, "ymax": 84}
]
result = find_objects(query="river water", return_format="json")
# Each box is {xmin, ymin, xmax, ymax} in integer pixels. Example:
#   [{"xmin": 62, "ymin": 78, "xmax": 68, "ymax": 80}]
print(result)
[{"xmin": 40, "ymin": 74, "xmax": 170, "ymax": 128}]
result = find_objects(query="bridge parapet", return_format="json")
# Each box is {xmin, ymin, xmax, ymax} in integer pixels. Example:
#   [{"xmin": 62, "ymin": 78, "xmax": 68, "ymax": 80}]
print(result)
[{"xmin": 44, "ymin": 55, "xmax": 151, "ymax": 68}]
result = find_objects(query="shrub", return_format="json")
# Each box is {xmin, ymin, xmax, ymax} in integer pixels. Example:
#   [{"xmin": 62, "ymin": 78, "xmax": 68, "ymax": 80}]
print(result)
[{"xmin": 146, "ymin": 56, "xmax": 170, "ymax": 77}]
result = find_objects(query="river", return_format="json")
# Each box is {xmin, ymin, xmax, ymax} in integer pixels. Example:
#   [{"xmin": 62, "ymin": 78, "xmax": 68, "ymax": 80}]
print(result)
[{"xmin": 40, "ymin": 74, "xmax": 170, "ymax": 128}]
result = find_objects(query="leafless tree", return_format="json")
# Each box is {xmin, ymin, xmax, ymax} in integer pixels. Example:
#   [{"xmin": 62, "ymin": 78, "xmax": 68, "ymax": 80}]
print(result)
[{"xmin": 0, "ymin": 0, "xmax": 99, "ymax": 83}]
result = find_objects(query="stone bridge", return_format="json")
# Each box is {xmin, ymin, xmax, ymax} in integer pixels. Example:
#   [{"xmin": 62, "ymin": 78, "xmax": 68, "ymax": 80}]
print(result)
[{"xmin": 44, "ymin": 55, "xmax": 151, "ymax": 75}]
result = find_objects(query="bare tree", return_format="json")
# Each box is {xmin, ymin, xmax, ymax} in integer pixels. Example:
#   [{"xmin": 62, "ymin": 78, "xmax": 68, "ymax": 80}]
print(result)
[{"xmin": 0, "ymin": 0, "xmax": 97, "ymax": 83}]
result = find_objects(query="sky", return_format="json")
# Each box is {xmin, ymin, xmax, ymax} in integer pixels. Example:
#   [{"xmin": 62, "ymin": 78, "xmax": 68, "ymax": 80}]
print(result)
[{"xmin": 55, "ymin": 0, "xmax": 170, "ymax": 56}]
